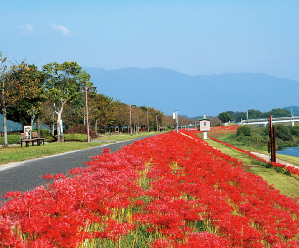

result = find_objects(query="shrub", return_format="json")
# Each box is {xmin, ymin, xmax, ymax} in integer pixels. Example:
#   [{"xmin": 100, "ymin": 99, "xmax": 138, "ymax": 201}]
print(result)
[
  {"xmin": 32, "ymin": 129, "xmax": 51, "ymax": 138},
  {"xmin": 236, "ymin": 125, "xmax": 252, "ymax": 137},
  {"xmin": 0, "ymin": 135, "xmax": 21, "ymax": 145},
  {"xmin": 45, "ymin": 136, "xmax": 56, "ymax": 142},
  {"xmin": 290, "ymin": 125, "xmax": 299, "ymax": 137},
  {"xmin": 64, "ymin": 133, "xmax": 88, "ymax": 142},
  {"xmin": 275, "ymin": 124, "xmax": 293, "ymax": 141},
  {"xmin": 40, "ymin": 129, "xmax": 50, "ymax": 138},
  {"xmin": 65, "ymin": 124, "xmax": 98, "ymax": 139}
]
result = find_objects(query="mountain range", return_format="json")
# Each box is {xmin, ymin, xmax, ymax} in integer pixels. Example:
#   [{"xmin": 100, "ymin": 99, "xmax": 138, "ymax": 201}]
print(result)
[{"xmin": 83, "ymin": 67, "xmax": 299, "ymax": 117}]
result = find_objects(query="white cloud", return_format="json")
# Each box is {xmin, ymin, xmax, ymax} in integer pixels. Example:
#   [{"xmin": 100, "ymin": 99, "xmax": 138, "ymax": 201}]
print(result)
[
  {"xmin": 52, "ymin": 24, "xmax": 72, "ymax": 37},
  {"xmin": 19, "ymin": 24, "xmax": 34, "ymax": 36}
]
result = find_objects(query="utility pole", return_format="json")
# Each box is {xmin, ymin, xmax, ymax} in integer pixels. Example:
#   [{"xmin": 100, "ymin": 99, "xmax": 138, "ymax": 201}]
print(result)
[
  {"xmin": 176, "ymin": 110, "xmax": 178, "ymax": 133},
  {"xmin": 269, "ymin": 115, "xmax": 276, "ymax": 162}
]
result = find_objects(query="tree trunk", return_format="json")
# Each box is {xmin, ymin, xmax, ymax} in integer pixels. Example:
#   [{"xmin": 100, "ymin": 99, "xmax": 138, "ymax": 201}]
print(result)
[
  {"xmin": 36, "ymin": 117, "xmax": 41, "ymax": 138},
  {"xmin": 30, "ymin": 111, "xmax": 35, "ymax": 139},
  {"xmin": 55, "ymin": 101, "xmax": 65, "ymax": 143},
  {"xmin": 1, "ymin": 85, "xmax": 8, "ymax": 147},
  {"xmin": 56, "ymin": 107, "xmax": 64, "ymax": 143},
  {"xmin": 2, "ymin": 105, "xmax": 8, "ymax": 147},
  {"xmin": 51, "ymin": 123, "xmax": 55, "ymax": 136},
  {"xmin": 95, "ymin": 119, "xmax": 98, "ymax": 135}
]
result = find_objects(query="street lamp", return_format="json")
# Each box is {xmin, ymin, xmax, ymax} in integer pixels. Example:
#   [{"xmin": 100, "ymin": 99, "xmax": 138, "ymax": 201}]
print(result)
[
  {"xmin": 85, "ymin": 86, "xmax": 97, "ymax": 143},
  {"xmin": 130, "ymin": 105, "xmax": 136, "ymax": 136},
  {"xmin": 147, "ymin": 111, "xmax": 151, "ymax": 133}
]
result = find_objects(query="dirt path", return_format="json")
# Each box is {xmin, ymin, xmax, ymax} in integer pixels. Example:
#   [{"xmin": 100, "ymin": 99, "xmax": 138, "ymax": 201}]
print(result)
[{"xmin": 250, "ymin": 151, "xmax": 299, "ymax": 169}]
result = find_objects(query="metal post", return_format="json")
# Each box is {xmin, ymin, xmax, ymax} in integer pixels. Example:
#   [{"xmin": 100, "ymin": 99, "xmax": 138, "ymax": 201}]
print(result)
[
  {"xmin": 269, "ymin": 115, "xmax": 276, "ymax": 163},
  {"xmin": 273, "ymin": 125, "xmax": 276, "ymax": 162},
  {"xmin": 176, "ymin": 110, "xmax": 178, "ymax": 133},
  {"xmin": 85, "ymin": 87, "xmax": 96, "ymax": 143},
  {"xmin": 147, "ymin": 111, "xmax": 149, "ymax": 133},
  {"xmin": 130, "ymin": 105, "xmax": 132, "ymax": 136},
  {"xmin": 156, "ymin": 115, "xmax": 158, "ymax": 132},
  {"xmin": 85, "ymin": 87, "xmax": 90, "ymax": 143}
]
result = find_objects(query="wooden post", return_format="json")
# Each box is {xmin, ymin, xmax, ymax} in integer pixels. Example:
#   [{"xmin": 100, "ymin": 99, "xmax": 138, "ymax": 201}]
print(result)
[{"xmin": 272, "ymin": 125, "xmax": 276, "ymax": 162}]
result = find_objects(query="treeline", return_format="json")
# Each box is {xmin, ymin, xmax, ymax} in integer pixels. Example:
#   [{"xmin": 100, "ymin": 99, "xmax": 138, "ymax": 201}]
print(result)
[
  {"xmin": 0, "ymin": 53, "xmax": 166, "ymax": 145},
  {"xmin": 224, "ymin": 108, "xmax": 292, "ymax": 123}
]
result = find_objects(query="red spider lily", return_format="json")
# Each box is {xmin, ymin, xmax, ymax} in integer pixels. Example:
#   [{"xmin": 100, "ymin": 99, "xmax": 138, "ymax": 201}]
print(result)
[{"xmin": 1, "ymin": 129, "xmax": 299, "ymax": 247}]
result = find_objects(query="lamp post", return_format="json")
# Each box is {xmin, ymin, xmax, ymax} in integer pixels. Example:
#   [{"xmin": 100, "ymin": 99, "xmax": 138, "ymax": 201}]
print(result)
[
  {"xmin": 147, "ymin": 111, "xmax": 151, "ymax": 133},
  {"xmin": 176, "ymin": 110, "xmax": 178, "ymax": 133},
  {"xmin": 130, "ymin": 105, "xmax": 136, "ymax": 136},
  {"xmin": 85, "ymin": 86, "xmax": 97, "ymax": 143},
  {"xmin": 156, "ymin": 115, "xmax": 159, "ymax": 132}
]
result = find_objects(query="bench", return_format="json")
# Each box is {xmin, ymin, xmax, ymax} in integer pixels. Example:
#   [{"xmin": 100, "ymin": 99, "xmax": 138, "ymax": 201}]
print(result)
[
  {"xmin": 32, "ymin": 132, "xmax": 45, "ymax": 146},
  {"xmin": 20, "ymin": 133, "xmax": 35, "ymax": 147}
]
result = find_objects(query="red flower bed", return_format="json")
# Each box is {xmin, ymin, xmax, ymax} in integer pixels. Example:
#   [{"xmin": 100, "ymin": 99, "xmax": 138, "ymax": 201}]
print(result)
[
  {"xmin": 210, "ymin": 125, "xmax": 239, "ymax": 132},
  {"xmin": 1, "ymin": 130, "xmax": 299, "ymax": 247}
]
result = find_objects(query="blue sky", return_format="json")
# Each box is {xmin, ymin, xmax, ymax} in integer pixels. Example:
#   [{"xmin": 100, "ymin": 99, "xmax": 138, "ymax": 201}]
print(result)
[{"xmin": 1, "ymin": 0, "xmax": 299, "ymax": 81}]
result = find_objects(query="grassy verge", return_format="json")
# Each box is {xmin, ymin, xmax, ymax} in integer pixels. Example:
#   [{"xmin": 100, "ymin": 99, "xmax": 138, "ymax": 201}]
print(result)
[
  {"xmin": 205, "ymin": 138, "xmax": 299, "ymax": 199},
  {"xmin": 96, "ymin": 131, "xmax": 163, "ymax": 141},
  {"xmin": 208, "ymin": 131, "xmax": 299, "ymax": 166},
  {"xmin": 0, "ymin": 132, "xmax": 163, "ymax": 165},
  {"xmin": 0, "ymin": 142, "xmax": 106, "ymax": 165}
]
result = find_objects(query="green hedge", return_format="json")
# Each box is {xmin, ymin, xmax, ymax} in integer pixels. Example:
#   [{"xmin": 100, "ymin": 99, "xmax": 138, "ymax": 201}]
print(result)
[
  {"xmin": 32, "ymin": 129, "xmax": 51, "ymax": 138},
  {"xmin": 0, "ymin": 135, "xmax": 21, "ymax": 145},
  {"xmin": 64, "ymin": 133, "xmax": 88, "ymax": 142},
  {"xmin": 45, "ymin": 136, "xmax": 56, "ymax": 142},
  {"xmin": 40, "ymin": 129, "xmax": 50, "ymax": 138}
]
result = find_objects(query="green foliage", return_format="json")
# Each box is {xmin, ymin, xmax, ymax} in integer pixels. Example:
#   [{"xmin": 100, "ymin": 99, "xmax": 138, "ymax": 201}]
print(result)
[
  {"xmin": 224, "ymin": 108, "xmax": 292, "ymax": 122},
  {"xmin": 290, "ymin": 125, "xmax": 299, "ymax": 137},
  {"xmin": 231, "ymin": 124, "xmax": 299, "ymax": 151},
  {"xmin": 218, "ymin": 112, "xmax": 232, "ymax": 123},
  {"xmin": 32, "ymin": 129, "xmax": 50, "ymax": 138},
  {"xmin": 42, "ymin": 61, "xmax": 92, "ymax": 105},
  {"xmin": 42, "ymin": 61, "xmax": 93, "ymax": 141},
  {"xmin": 40, "ymin": 129, "xmax": 50, "ymax": 138},
  {"xmin": 0, "ymin": 135, "xmax": 21, "ymax": 145},
  {"xmin": 45, "ymin": 136, "xmax": 56, "ymax": 142},
  {"xmin": 64, "ymin": 133, "xmax": 88, "ymax": 142},
  {"xmin": 236, "ymin": 125, "xmax": 252, "ymax": 137},
  {"xmin": 275, "ymin": 124, "xmax": 293, "ymax": 142}
]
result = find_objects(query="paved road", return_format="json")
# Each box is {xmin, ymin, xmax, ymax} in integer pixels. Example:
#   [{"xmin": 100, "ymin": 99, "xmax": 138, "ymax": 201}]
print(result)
[{"xmin": 0, "ymin": 136, "xmax": 152, "ymax": 204}]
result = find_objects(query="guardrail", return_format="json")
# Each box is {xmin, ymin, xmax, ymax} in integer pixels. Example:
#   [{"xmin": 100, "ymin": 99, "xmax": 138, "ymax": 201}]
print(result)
[{"xmin": 241, "ymin": 116, "xmax": 299, "ymax": 125}]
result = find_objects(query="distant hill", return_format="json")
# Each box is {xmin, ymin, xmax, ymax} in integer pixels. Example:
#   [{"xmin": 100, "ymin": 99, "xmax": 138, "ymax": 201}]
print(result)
[
  {"xmin": 283, "ymin": 106, "xmax": 299, "ymax": 116},
  {"xmin": 83, "ymin": 67, "xmax": 299, "ymax": 117},
  {"xmin": 0, "ymin": 114, "xmax": 22, "ymax": 132}
]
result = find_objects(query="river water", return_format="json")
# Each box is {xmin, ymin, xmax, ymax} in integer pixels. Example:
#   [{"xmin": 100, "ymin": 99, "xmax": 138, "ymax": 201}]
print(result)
[{"xmin": 276, "ymin": 147, "xmax": 299, "ymax": 158}]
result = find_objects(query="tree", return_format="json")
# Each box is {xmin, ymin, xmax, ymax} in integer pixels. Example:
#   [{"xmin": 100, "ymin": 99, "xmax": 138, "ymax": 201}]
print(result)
[
  {"xmin": 0, "ymin": 52, "xmax": 8, "ymax": 146},
  {"xmin": 1, "ymin": 54, "xmax": 44, "ymax": 146},
  {"xmin": 88, "ymin": 93, "xmax": 116, "ymax": 133},
  {"xmin": 40, "ymin": 100, "xmax": 57, "ymax": 136},
  {"xmin": 210, "ymin": 117, "xmax": 221, "ymax": 126},
  {"xmin": 114, "ymin": 103, "xmax": 130, "ymax": 133},
  {"xmin": 269, "ymin": 108, "xmax": 291, "ymax": 118},
  {"xmin": 42, "ymin": 62, "xmax": 92, "ymax": 142},
  {"xmin": 5, "ymin": 65, "xmax": 46, "ymax": 137},
  {"xmin": 218, "ymin": 112, "xmax": 232, "ymax": 123}
]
